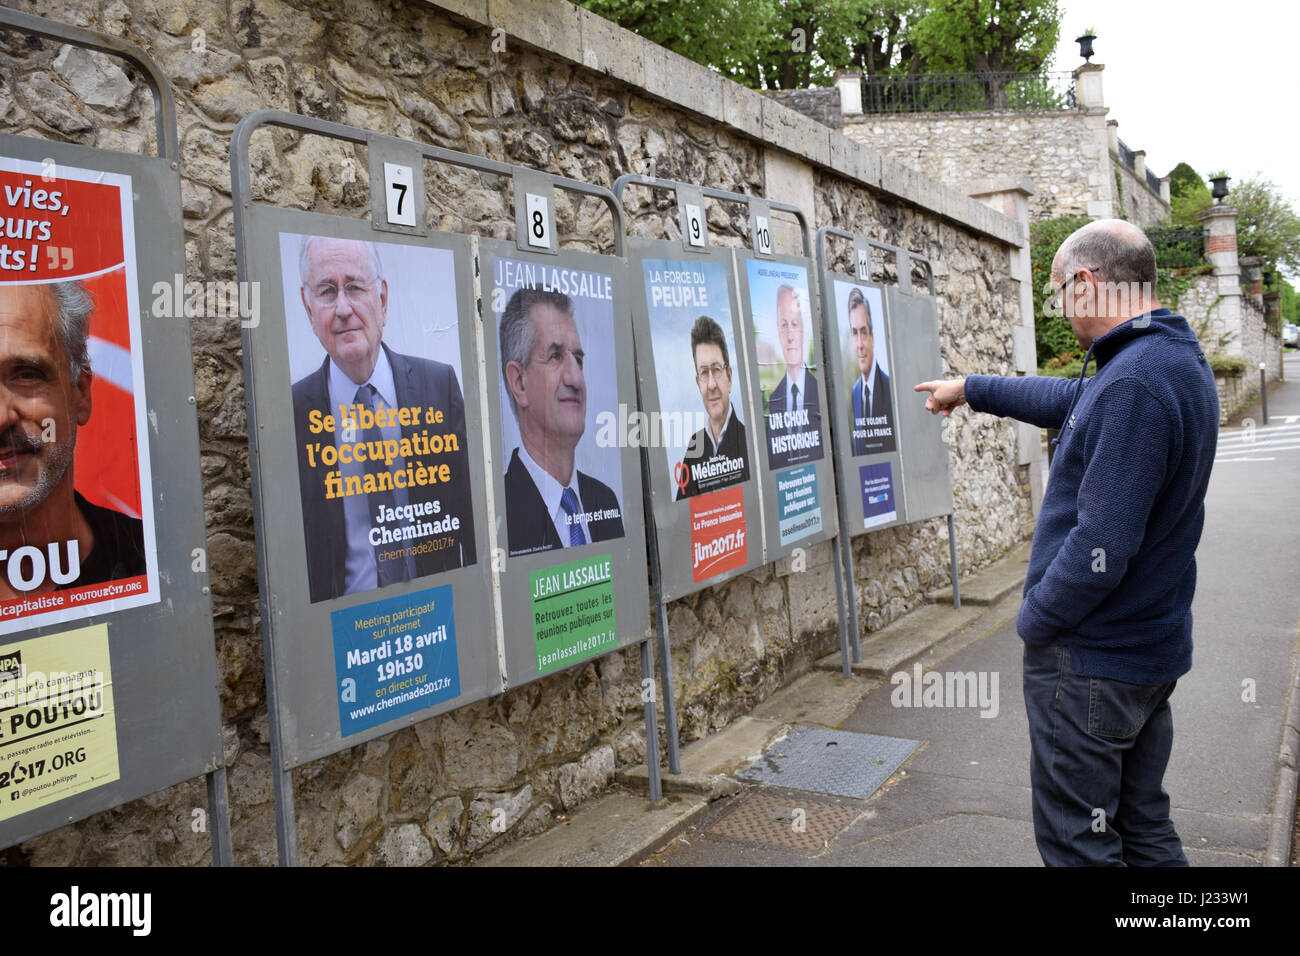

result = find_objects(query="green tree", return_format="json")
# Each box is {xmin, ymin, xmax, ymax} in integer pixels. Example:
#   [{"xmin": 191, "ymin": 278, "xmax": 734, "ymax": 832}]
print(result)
[
  {"xmin": 1166, "ymin": 161, "xmax": 1201, "ymax": 199},
  {"xmin": 576, "ymin": 0, "xmax": 777, "ymax": 83},
  {"xmin": 1280, "ymin": 277, "xmax": 1297, "ymax": 323},
  {"xmin": 577, "ymin": 0, "xmax": 1063, "ymax": 89},
  {"xmin": 1229, "ymin": 175, "xmax": 1300, "ymax": 276},
  {"xmin": 1030, "ymin": 213, "xmax": 1090, "ymax": 367},
  {"xmin": 1167, "ymin": 161, "xmax": 1211, "ymax": 225},
  {"xmin": 910, "ymin": 0, "xmax": 1062, "ymax": 74}
]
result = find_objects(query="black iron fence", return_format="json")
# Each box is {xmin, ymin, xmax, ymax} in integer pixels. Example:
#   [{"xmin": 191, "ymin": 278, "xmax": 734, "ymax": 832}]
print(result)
[
  {"xmin": 1146, "ymin": 168, "xmax": 1162, "ymax": 196},
  {"xmin": 1117, "ymin": 137, "xmax": 1135, "ymax": 171},
  {"xmin": 860, "ymin": 71, "xmax": 1076, "ymax": 113},
  {"xmin": 1146, "ymin": 225, "xmax": 1204, "ymax": 269}
]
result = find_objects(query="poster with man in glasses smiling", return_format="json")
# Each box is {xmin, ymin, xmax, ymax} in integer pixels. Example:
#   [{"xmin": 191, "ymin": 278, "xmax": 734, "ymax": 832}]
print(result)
[{"xmin": 282, "ymin": 233, "xmax": 477, "ymax": 604}]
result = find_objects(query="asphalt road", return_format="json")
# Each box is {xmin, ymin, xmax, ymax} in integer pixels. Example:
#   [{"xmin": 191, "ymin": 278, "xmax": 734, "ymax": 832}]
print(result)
[{"xmin": 646, "ymin": 351, "xmax": 1300, "ymax": 867}]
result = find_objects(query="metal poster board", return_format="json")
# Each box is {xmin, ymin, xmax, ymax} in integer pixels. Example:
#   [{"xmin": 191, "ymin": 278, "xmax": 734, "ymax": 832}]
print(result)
[
  {"xmin": 234, "ymin": 206, "xmax": 495, "ymax": 767},
  {"xmin": 234, "ymin": 112, "xmax": 659, "ymax": 864},
  {"xmin": 478, "ymin": 233, "xmax": 651, "ymax": 688},
  {"xmin": 885, "ymin": 258, "xmax": 954, "ymax": 524},
  {"xmin": 616, "ymin": 182, "xmax": 766, "ymax": 603},
  {"xmin": 0, "ymin": 9, "xmax": 229, "ymax": 862},
  {"xmin": 731, "ymin": 221, "xmax": 840, "ymax": 566},
  {"xmin": 818, "ymin": 234, "xmax": 909, "ymax": 536},
  {"xmin": 817, "ymin": 228, "xmax": 960, "ymax": 660}
]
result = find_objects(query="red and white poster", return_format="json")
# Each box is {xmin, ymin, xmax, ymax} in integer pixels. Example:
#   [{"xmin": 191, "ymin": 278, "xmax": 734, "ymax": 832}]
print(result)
[
  {"xmin": 0, "ymin": 156, "xmax": 157, "ymax": 634},
  {"xmin": 689, "ymin": 485, "xmax": 747, "ymax": 583}
]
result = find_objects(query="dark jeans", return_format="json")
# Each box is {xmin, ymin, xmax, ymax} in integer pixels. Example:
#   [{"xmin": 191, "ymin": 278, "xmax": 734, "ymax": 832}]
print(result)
[{"xmin": 1022, "ymin": 643, "xmax": 1187, "ymax": 866}]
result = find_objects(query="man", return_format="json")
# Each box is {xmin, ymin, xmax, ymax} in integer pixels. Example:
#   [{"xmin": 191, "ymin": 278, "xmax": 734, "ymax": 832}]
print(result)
[
  {"xmin": 915, "ymin": 219, "xmax": 1219, "ymax": 866},
  {"xmin": 0, "ymin": 280, "xmax": 145, "ymax": 599},
  {"xmin": 500, "ymin": 286, "xmax": 623, "ymax": 557},
  {"xmin": 764, "ymin": 284, "xmax": 823, "ymax": 468},
  {"xmin": 292, "ymin": 236, "xmax": 476, "ymax": 603},
  {"xmin": 848, "ymin": 287, "xmax": 895, "ymax": 455},
  {"xmin": 676, "ymin": 315, "xmax": 750, "ymax": 500}
]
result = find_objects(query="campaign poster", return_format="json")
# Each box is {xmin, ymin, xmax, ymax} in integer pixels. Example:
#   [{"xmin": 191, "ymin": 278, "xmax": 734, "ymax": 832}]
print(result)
[
  {"xmin": 776, "ymin": 464, "xmax": 822, "ymax": 545},
  {"xmin": 280, "ymin": 234, "xmax": 477, "ymax": 604},
  {"xmin": 834, "ymin": 280, "xmax": 897, "ymax": 456},
  {"xmin": 747, "ymin": 260, "xmax": 824, "ymax": 470},
  {"xmin": 0, "ymin": 623, "xmax": 119, "ymax": 821},
  {"xmin": 641, "ymin": 258, "xmax": 750, "ymax": 584},
  {"xmin": 641, "ymin": 259, "xmax": 750, "ymax": 500},
  {"xmin": 530, "ymin": 553, "xmax": 617, "ymax": 675},
  {"xmin": 0, "ymin": 157, "xmax": 158, "ymax": 636},
  {"xmin": 860, "ymin": 462, "xmax": 897, "ymax": 529},
  {"xmin": 331, "ymin": 584, "xmax": 459, "ymax": 737},
  {"xmin": 489, "ymin": 257, "xmax": 625, "ymax": 558}
]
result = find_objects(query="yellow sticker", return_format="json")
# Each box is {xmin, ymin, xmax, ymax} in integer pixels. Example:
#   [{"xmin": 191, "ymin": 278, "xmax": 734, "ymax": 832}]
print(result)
[{"xmin": 0, "ymin": 623, "xmax": 119, "ymax": 822}]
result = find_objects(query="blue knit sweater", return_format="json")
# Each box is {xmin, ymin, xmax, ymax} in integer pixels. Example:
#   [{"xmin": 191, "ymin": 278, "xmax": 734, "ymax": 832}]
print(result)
[{"xmin": 965, "ymin": 310, "xmax": 1219, "ymax": 684}]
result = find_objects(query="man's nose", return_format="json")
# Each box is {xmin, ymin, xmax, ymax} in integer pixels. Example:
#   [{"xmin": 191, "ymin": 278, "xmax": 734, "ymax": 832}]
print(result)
[
  {"xmin": 334, "ymin": 290, "xmax": 354, "ymax": 319},
  {"xmin": 561, "ymin": 351, "xmax": 583, "ymax": 387}
]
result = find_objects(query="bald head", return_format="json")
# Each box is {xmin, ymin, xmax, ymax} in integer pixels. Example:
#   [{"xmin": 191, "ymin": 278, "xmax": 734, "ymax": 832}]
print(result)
[
  {"xmin": 1054, "ymin": 219, "xmax": 1157, "ymax": 288},
  {"xmin": 1050, "ymin": 218, "xmax": 1161, "ymax": 346}
]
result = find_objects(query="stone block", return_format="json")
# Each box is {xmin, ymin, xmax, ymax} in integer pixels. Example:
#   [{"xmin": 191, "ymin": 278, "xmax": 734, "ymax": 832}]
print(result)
[
  {"xmin": 787, "ymin": 562, "xmax": 838, "ymax": 638},
  {"xmin": 373, "ymin": 823, "xmax": 433, "ymax": 866},
  {"xmin": 433, "ymin": 0, "xmax": 490, "ymax": 24},
  {"xmin": 335, "ymin": 773, "xmax": 383, "ymax": 852},
  {"xmin": 643, "ymin": 43, "xmax": 723, "ymax": 122},
  {"xmin": 762, "ymin": 98, "xmax": 830, "ymax": 167},
  {"xmin": 466, "ymin": 784, "xmax": 533, "ymax": 851},
  {"xmin": 425, "ymin": 795, "xmax": 465, "ymax": 857},
  {"xmin": 19, "ymin": 74, "xmax": 93, "ymax": 136},
  {"xmin": 721, "ymin": 81, "xmax": 766, "ymax": 141},
  {"xmin": 440, "ymin": 715, "xmax": 520, "ymax": 790},
  {"xmin": 488, "ymin": 0, "xmax": 584, "ymax": 66},
  {"xmin": 52, "ymin": 46, "xmax": 133, "ymax": 110},
  {"xmin": 556, "ymin": 745, "xmax": 614, "ymax": 809},
  {"xmin": 577, "ymin": 7, "xmax": 645, "ymax": 88}
]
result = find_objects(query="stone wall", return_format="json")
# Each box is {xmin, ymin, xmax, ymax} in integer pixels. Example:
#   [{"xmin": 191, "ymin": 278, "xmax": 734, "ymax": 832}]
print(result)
[
  {"xmin": 1113, "ymin": 158, "xmax": 1167, "ymax": 229},
  {"xmin": 842, "ymin": 110, "xmax": 1103, "ymax": 223},
  {"xmin": 1176, "ymin": 273, "xmax": 1282, "ymax": 423},
  {"xmin": 0, "ymin": 0, "xmax": 1029, "ymax": 866}
]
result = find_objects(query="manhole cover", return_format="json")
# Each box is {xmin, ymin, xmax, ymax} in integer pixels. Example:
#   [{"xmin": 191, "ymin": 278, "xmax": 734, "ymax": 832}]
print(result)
[
  {"xmin": 736, "ymin": 724, "xmax": 921, "ymax": 799},
  {"xmin": 705, "ymin": 789, "xmax": 860, "ymax": 850}
]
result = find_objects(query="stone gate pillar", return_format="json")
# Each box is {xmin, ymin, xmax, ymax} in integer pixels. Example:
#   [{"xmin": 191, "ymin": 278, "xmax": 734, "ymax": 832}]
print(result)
[{"xmin": 1198, "ymin": 204, "xmax": 1243, "ymax": 357}]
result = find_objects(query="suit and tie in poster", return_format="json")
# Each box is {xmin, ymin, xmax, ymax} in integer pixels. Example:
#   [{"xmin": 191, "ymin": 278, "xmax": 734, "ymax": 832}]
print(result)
[
  {"xmin": 834, "ymin": 281, "xmax": 898, "ymax": 528},
  {"xmin": 747, "ymin": 260, "xmax": 825, "ymax": 546},
  {"xmin": 491, "ymin": 257, "xmax": 624, "ymax": 675},
  {"xmin": 281, "ymin": 234, "xmax": 471, "ymax": 733},
  {"xmin": 641, "ymin": 259, "xmax": 750, "ymax": 584}
]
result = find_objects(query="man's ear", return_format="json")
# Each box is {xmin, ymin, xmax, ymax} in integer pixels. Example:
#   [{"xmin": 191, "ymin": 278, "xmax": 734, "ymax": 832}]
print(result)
[
  {"xmin": 504, "ymin": 360, "xmax": 527, "ymax": 408},
  {"xmin": 74, "ymin": 367, "xmax": 93, "ymax": 427}
]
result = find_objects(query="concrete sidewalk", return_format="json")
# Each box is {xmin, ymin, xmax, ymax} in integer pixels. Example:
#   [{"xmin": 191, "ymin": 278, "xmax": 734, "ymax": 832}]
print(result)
[{"xmin": 474, "ymin": 539, "xmax": 1035, "ymax": 867}]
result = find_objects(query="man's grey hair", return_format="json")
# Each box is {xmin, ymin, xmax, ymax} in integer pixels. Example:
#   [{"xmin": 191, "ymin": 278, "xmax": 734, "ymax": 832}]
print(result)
[
  {"xmin": 50, "ymin": 281, "xmax": 93, "ymax": 384},
  {"xmin": 1057, "ymin": 223, "xmax": 1157, "ymax": 286},
  {"xmin": 499, "ymin": 286, "xmax": 575, "ymax": 416},
  {"xmin": 297, "ymin": 235, "xmax": 385, "ymax": 285},
  {"xmin": 847, "ymin": 286, "xmax": 872, "ymax": 328}
]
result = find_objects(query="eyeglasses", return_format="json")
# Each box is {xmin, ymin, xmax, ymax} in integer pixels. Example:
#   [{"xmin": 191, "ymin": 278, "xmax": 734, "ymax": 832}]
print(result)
[
  {"xmin": 309, "ymin": 279, "xmax": 377, "ymax": 306},
  {"xmin": 696, "ymin": 364, "xmax": 729, "ymax": 385},
  {"xmin": 1050, "ymin": 267, "xmax": 1100, "ymax": 311}
]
